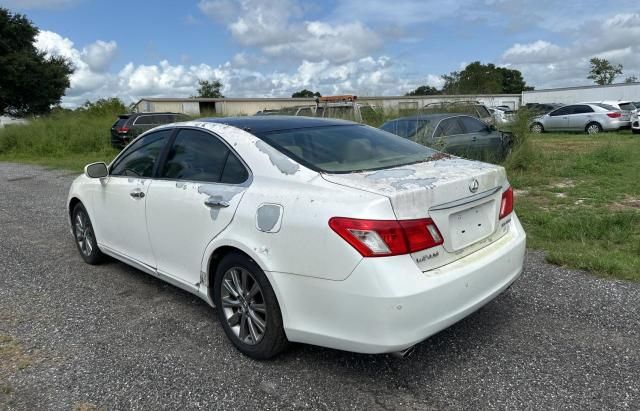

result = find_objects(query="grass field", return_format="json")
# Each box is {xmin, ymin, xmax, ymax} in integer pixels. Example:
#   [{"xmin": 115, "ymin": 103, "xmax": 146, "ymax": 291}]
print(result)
[{"xmin": 0, "ymin": 112, "xmax": 638, "ymax": 280}]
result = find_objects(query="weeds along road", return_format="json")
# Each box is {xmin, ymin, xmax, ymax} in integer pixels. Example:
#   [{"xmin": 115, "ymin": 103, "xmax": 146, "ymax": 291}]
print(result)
[{"xmin": 0, "ymin": 162, "xmax": 639, "ymax": 410}]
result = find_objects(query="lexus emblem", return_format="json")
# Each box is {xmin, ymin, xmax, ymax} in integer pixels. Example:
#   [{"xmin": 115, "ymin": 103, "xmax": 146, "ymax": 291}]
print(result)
[{"xmin": 469, "ymin": 179, "xmax": 479, "ymax": 193}]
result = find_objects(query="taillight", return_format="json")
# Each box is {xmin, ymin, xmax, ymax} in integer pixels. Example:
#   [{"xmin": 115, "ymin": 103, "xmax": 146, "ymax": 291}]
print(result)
[
  {"xmin": 328, "ymin": 217, "xmax": 443, "ymax": 257},
  {"xmin": 117, "ymin": 127, "xmax": 130, "ymax": 133},
  {"xmin": 499, "ymin": 186, "xmax": 514, "ymax": 219},
  {"xmin": 606, "ymin": 112, "xmax": 622, "ymax": 118}
]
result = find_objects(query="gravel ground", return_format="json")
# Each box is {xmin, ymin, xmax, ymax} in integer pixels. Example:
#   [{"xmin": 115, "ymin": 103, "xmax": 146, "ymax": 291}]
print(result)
[{"xmin": 0, "ymin": 162, "xmax": 638, "ymax": 410}]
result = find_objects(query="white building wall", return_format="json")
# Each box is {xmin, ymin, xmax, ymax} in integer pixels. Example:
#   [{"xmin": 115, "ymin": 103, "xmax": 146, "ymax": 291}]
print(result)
[{"xmin": 522, "ymin": 83, "xmax": 640, "ymax": 105}]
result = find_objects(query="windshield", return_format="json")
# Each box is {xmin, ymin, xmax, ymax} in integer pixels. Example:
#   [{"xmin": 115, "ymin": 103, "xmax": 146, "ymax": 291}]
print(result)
[{"xmin": 258, "ymin": 125, "xmax": 438, "ymax": 173}]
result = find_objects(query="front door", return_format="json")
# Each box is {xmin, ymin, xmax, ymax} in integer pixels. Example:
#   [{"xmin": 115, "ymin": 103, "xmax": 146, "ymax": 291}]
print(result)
[
  {"xmin": 93, "ymin": 129, "xmax": 173, "ymax": 267},
  {"xmin": 432, "ymin": 117, "xmax": 475, "ymax": 157},
  {"xmin": 546, "ymin": 106, "xmax": 572, "ymax": 130},
  {"xmin": 145, "ymin": 128, "xmax": 250, "ymax": 285}
]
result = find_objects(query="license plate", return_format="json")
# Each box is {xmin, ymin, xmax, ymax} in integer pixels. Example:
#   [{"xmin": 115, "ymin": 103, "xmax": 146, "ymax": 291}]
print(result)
[{"xmin": 448, "ymin": 201, "xmax": 496, "ymax": 250}]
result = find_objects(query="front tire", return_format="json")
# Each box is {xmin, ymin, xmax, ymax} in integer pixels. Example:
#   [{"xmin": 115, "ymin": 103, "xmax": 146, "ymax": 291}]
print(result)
[
  {"xmin": 530, "ymin": 123, "xmax": 544, "ymax": 133},
  {"xmin": 213, "ymin": 253, "xmax": 289, "ymax": 359},
  {"xmin": 72, "ymin": 203, "xmax": 104, "ymax": 265},
  {"xmin": 586, "ymin": 122, "xmax": 602, "ymax": 134}
]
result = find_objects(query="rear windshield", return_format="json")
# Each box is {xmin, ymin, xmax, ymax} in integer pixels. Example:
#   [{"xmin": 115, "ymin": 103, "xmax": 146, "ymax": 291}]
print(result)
[
  {"xmin": 380, "ymin": 120, "xmax": 435, "ymax": 139},
  {"xmin": 258, "ymin": 125, "xmax": 437, "ymax": 173},
  {"xmin": 112, "ymin": 117, "xmax": 129, "ymax": 128},
  {"xmin": 619, "ymin": 103, "xmax": 636, "ymax": 111}
]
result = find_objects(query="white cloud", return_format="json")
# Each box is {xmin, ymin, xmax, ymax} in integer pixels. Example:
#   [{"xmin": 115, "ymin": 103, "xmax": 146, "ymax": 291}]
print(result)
[
  {"xmin": 81, "ymin": 40, "xmax": 117, "ymax": 72},
  {"xmin": 501, "ymin": 13, "xmax": 640, "ymax": 88},
  {"xmin": 198, "ymin": 0, "xmax": 381, "ymax": 63}
]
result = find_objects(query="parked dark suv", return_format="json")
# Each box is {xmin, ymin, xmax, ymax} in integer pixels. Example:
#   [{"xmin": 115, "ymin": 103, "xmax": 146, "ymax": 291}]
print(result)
[{"xmin": 110, "ymin": 112, "xmax": 190, "ymax": 148}]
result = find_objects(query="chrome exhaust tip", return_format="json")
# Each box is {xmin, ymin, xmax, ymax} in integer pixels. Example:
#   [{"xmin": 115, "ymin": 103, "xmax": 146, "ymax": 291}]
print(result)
[{"xmin": 390, "ymin": 345, "xmax": 415, "ymax": 359}]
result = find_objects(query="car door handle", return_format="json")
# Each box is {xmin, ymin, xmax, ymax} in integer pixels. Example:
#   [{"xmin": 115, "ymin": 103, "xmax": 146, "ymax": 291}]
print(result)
[
  {"xmin": 130, "ymin": 191, "xmax": 145, "ymax": 199},
  {"xmin": 204, "ymin": 199, "xmax": 230, "ymax": 208}
]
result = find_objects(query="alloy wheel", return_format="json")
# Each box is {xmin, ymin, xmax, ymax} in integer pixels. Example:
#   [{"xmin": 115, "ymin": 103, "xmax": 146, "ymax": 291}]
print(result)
[
  {"xmin": 75, "ymin": 211, "xmax": 94, "ymax": 257},
  {"xmin": 220, "ymin": 267, "xmax": 267, "ymax": 345},
  {"xmin": 587, "ymin": 124, "xmax": 601, "ymax": 134},
  {"xmin": 531, "ymin": 123, "xmax": 543, "ymax": 133}
]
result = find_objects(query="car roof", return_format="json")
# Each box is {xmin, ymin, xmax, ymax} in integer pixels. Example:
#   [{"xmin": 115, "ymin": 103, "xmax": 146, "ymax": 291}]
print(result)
[
  {"xmin": 383, "ymin": 113, "xmax": 467, "ymax": 122},
  {"xmin": 200, "ymin": 115, "xmax": 356, "ymax": 134}
]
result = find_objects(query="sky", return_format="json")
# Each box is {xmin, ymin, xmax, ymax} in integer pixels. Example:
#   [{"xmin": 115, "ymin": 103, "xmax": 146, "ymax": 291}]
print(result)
[{"xmin": 2, "ymin": 0, "xmax": 639, "ymax": 107}]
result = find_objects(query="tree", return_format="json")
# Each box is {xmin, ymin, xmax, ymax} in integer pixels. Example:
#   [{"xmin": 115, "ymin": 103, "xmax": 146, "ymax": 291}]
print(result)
[
  {"xmin": 587, "ymin": 58, "xmax": 623, "ymax": 85},
  {"xmin": 624, "ymin": 75, "xmax": 638, "ymax": 83},
  {"xmin": 0, "ymin": 8, "xmax": 74, "ymax": 116},
  {"xmin": 292, "ymin": 89, "xmax": 321, "ymax": 98},
  {"xmin": 441, "ymin": 61, "xmax": 532, "ymax": 94},
  {"xmin": 405, "ymin": 85, "xmax": 440, "ymax": 96},
  {"xmin": 78, "ymin": 98, "xmax": 127, "ymax": 116},
  {"xmin": 194, "ymin": 79, "xmax": 224, "ymax": 98}
]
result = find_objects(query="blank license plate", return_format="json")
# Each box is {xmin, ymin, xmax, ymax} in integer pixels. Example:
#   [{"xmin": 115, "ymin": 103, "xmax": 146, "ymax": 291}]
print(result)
[{"xmin": 448, "ymin": 201, "xmax": 495, "ymax": 250}]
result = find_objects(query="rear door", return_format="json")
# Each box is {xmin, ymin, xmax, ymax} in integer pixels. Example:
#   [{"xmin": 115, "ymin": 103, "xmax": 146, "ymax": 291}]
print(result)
[
  {"xmin": 567, "ymin": 105, "xmax": 594, "ymax": 130},
  {"xmin": 459, "ymin": 115, "xmax": 504, "ymax": 159},
  {"xmin": 94, "ymin": 129, "xmax": 173, "ymax": 267},
  {"xmin": 432, "ymin": 117, "xmax": 474, "ymax": 157},
  {"xmin": 145, "ymin": 128, "xmax": 249, "ymax": 285}
]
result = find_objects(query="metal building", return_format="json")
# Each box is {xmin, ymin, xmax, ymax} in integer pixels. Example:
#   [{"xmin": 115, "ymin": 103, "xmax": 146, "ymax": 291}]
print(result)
[
  {"xmin": 133, "ymin": 94, "xmax": 522, "ymax": 117},
  {"xmin": 522, "ymin": 82, "xmax": 640, "ymax": 105}
]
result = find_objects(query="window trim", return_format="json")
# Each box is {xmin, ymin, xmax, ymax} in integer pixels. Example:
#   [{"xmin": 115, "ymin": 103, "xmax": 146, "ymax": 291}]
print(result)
[
  {"xmin": 108, "ymin": 128, "xmax": 177, "ymax": 179},
  {"xmin": 153, "ymin": 126, "xmax": 253, "ymax": 187}
]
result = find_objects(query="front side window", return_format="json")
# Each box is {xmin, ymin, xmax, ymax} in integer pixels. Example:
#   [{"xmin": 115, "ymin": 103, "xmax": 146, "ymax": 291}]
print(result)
[
  {"xmin": 259, "ymin": 125, "xmax": 437, "ymax": 173},
  {"xmin": 110, "ymin": 129, "xmax": 172, "ymax": 177},
  {"xmin": 550, "ymin": 106, "xmax": 572, "ymax": 116},
  {"xmin": 161, "ymin": 129, "xmax": 248, "ymax": 184}
]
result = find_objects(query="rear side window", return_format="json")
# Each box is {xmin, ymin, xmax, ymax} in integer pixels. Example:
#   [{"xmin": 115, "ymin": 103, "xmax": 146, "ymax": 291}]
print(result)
[
  {"xmin": 572, "ymin": 105, "xmax": 594, "ymax": 114},
  {"xmin": 460, "ymin": 116, "xmax": 487, "ymax": 133},
  {"xmin": 161, "ymin": 129, "xmax": 247, "ymax": 184},
  {"xmin": 434, "ymin": 118, "xmax": 464, "ymax": 137},
  {"xmin": 475, "ymin": 105, "xmax": 491, "ymax": 117},
  {"xmin": 110, "ymin": 129, "xmax": 172, "ymax": 177},
  {"xmin": 134, "ymin": 115, "xmax": 155, "ymax": 125}
]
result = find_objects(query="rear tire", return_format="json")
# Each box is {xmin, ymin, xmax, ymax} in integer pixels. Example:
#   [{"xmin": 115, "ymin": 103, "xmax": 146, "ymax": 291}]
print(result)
[
  {"xmin": 213, "ymin": 253, "xmax": 289, "ymax": 359},
  {"xmin": 586, "ymin": 122, "xmax": 602, "ymax": 135},
  {"xmin": 632, "ymin": 128, "xmax": 640, "ymax": 134},
  {"xmin": 72, "ymin": 203, "xmax": 105, "ymax": 265}
]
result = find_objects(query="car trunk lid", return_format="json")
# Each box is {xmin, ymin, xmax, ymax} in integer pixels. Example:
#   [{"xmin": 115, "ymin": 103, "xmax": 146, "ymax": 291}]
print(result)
[{"xmin": 322, "ymin": 157, "xmax": 511, "ymax": 271}]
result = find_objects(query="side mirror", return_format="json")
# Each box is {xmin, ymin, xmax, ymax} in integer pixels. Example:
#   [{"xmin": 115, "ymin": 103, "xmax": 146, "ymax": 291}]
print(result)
[{"xmin": 85, "ymin": 162, "xmax": 108, "ymax": 178}]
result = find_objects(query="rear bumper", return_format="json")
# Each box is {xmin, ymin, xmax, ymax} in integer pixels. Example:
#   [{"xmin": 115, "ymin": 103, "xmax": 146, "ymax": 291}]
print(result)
[
  {"xmin": 270, "ymin": 214, "xmax": 526, "ymax": 354},
  {"xmin": 603, "ymin": 119, "xmax": 630, "ymax": 130}
]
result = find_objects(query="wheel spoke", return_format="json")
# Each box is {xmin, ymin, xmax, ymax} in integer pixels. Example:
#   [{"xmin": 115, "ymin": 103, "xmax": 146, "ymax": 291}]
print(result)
[
  {"xmin": 76, "ymin": 214, "xmax": 84, "ymax": 231},
  {"xmin": 223, "ymin": 279, "xmax": 239, "ymax": 298},
  {"xmin": 239, "ymin": 314, "xmax": 248, "ymax": 340},
  {"xmin": 248, "ymin": 310, "xmax": 266, "ymax": 333},
  {"xmin": 241, "ymin": 269, "xmax": 248, "ymax": 294},
  {"xmin": 247, "ymin": 316, "xmax": 259, "ymax": 342},
  {"xmin": 222, "ymin": 296, "xmax": 241, "ymax": 308},
  {"xmin": 85, "ymin": 234, "xmax": 93, "ymax": 254},
  {"xmin": 250, "ymin": 303, "xmax": 266, "ymax": 314},
  {"xmin": 230, "ymin": 269, "xmax": 242, "ymax": 295},
  {"xmin": 247, "ymin": 282, "xmax": 261, "ymax": 299}
]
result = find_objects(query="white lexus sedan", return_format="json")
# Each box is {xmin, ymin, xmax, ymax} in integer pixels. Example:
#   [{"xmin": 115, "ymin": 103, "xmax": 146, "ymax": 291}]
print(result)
[{"xmin": 68, "ymin": 116, "xmax": 526, "ymax": 359}]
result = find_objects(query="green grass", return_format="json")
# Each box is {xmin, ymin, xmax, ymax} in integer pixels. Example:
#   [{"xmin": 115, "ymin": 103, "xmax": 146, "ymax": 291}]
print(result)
[
  {"xmin": 0, "ymin": 111, "xmax": 119, "ymax": 170},
  {"xmin": 506, "ymin": 131, "xmax": 640, "ymax": 280},
  {"xmin": 1, "ymin": 110, "xmax": 638, "ymax": 280}
]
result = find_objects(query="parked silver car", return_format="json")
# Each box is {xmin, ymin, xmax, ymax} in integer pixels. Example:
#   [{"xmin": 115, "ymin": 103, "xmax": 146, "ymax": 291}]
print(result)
[
  {"xmin": 530, "ymin": 103, "xmax": 628, "ymax": 134},
  {"xmin": 631, "ymin": 111, "xmax": 639, "ymax": 134}
]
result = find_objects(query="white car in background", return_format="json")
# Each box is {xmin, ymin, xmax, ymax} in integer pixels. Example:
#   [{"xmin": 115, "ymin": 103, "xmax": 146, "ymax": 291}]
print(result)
[
  {"xmin": 632, "ymin": 111, "xmax": 640, "ymax": 134},
  {"xmin": 67, "ymin": 116, "xmax": 526, "ymax": 359}
]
